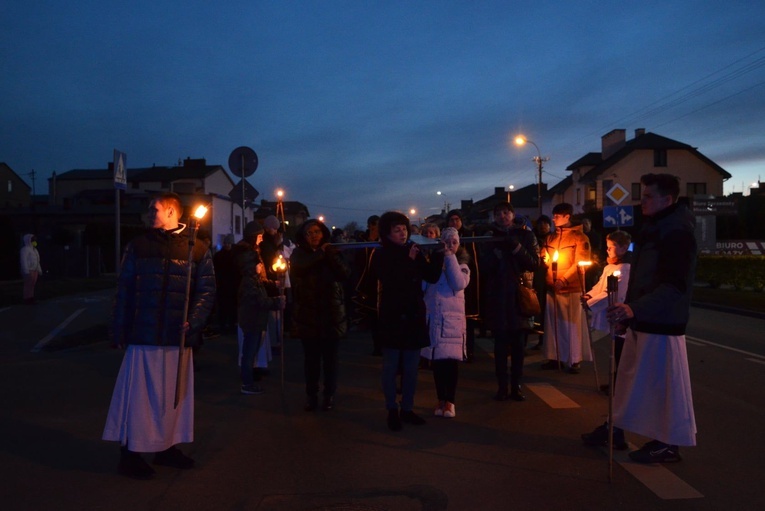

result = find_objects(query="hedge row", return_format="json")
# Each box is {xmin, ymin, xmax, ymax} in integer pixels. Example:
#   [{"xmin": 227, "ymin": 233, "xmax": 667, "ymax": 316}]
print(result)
[{"xmin": 696, "ymin": 255, "xmax": 765, "ymax": 291}]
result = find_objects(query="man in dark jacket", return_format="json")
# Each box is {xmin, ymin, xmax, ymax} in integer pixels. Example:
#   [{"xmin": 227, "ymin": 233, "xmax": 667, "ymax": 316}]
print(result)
[
  {"xmin": 582, "ymin": 173, "xmax": 698, "ymax": 463},
  {"xmin": 103, "ymin": 192, "xmax": 216, "ymax": 480},
  {"xmin": 481, "ymin": 202, "xmax": 539, "ymax": 402},
  {"xmin": 290, "ymin": 219, "xmax": 352, "ymax": 411}
]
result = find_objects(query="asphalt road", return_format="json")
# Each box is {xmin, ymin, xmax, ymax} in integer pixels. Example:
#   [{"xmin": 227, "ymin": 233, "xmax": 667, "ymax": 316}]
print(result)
[{"xmin": 1, "ymin": 291, "xmax": 763, "ymax": 511}]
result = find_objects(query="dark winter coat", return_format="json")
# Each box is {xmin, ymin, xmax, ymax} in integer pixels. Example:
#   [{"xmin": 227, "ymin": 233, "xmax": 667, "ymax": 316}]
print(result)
[
  {"xmin": 112, "ymin": 225, "xmax": 216, "ymax": 348},
  {"xmin": 233, "ymin": 241, "xmax": 282, "ymax": 334},
  {"xmin": 626, "ymin": 202, "xmax": 697, "ymax": 335},
  {"xmin": 290, "ymin": 220, "xmax": 352, "ymax": 340},
  {"xmin": 480, "ymin": 223, "xmax": 539, "ymax": 332},
  {"xmin": 370, "ymin": 239, "xmax": 445, "ymax": 349}
]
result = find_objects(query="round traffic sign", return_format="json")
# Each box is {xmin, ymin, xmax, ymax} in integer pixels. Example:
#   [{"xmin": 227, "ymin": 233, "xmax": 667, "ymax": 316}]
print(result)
[{"xmin": 228, "ymin": 146, "xmax": 258, "ymax": 177}]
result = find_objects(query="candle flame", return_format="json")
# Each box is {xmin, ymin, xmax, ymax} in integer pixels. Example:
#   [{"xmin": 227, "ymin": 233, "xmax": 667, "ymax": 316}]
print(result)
[
  {"xmin": 578, "ymin": 261, "xmax": 592, "ymax": 268},
  {"xmin": 612, "ymin": 270, "xmax": 621, "ymax": 277},
  {"xmin": 552, "ymin": 250, "xmax": 559, "ymax": 262},
  {"xmin": 271, "ymin": 254, "xmax": 287, "ymax": 272},
  {"xmin": 193, "ymin": 205, "xmax": 208, "ymax": 219}
]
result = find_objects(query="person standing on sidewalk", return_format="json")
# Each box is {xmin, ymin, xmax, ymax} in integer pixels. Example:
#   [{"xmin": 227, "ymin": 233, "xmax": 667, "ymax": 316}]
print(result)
[
  {"xmin": 103, "ymin": 192, "xmax": 216, "ymax": 479},
  {"xmin": 582, "ymin": 173, "xmax": 698, "ymax": 463},
  {"xmin": 290, "ymin": 219, "xmax": 351, "ymax": 412},
  {"xmin": 19, "ymin": 234, "xmax": 42, "ymax": 304},
  {"xmin": 371, "ymin": 211, "xmax": 444, "ymax": 431}
]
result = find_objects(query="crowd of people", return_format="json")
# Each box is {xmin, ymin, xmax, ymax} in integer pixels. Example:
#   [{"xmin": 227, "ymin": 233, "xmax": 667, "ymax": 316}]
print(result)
[{"xmin": 102, "ymin": 172, "xmax": 699, "ymax": 479}]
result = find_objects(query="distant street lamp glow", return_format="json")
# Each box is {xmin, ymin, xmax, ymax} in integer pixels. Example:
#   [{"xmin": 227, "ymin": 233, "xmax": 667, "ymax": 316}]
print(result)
[
  {"xmin": 318, "ymin": 215, "xmax": 325, "ymax": 222},
  {"xmin": 436, "ymin": 191, "xmax": 450, "ymax": 214}
]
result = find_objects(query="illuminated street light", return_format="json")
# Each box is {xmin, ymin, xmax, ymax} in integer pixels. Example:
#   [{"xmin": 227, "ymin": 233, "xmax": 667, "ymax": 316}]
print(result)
[
  {"xmin": 507, "ymin": 184, "xmax": 515, "ymax": 203},
  {"xmin": 514, "ymin": 135, "xmax": 549, "ymax": 218},
  {"xmin": 318, "ymin": 215, "xmax": 325, "ymax": 223},
  {"xmin": 436, "ymin": 191, "xmax": 451, "ymax": 214}
]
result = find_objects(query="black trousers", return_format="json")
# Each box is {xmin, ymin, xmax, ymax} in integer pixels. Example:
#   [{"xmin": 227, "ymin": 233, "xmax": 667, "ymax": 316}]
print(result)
[
  {"xmin": 494, "ymin": 329, "xmax": 526, "ymax": 390},
  {"xmin": 432, "ymin": 359, "xmax": 459, "ymax": 403},
  {"xmin": 301, "ymin": 338, "xmax": 339, "ymax": 398}
]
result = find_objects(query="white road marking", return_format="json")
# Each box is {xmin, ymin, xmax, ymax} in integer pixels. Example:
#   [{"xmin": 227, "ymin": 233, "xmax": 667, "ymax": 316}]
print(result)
[
  {"xmin": 610, "ymin": 449, "xmax": 704, "ymax": 499},
  {"xmin": 525, "ymin": 383, "xmax": 580, "ymax": 408},
  {"xmin": 31, "ymin": 308, "xmax": 86, "ymax": 352},
  {"xmin": 686, "ymin": 336, "xmax": 765, "ymax": 360}
]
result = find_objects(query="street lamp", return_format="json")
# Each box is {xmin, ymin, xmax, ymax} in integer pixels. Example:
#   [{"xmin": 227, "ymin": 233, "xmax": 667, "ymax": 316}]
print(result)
[
  {"xmin": 507, "ymin": 184, "xmax": 515, "ymax": 203},
  {"xmin": 436, "ymin": 191, "xmax": 451, "ymax": 215},
  {"xmin": 514, "ymin": 135, "xmax": 549, "ymax": 218}
]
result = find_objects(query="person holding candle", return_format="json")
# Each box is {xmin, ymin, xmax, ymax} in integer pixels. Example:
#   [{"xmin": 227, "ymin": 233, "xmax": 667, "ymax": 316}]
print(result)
[
  {"xmin": 540, "ymin": 203, "xmax": 591, "ymax": 373},
  {"xmin": 581, "ymin": 230, "xmax": 632, "ymax": 392},
  {"xmin": 581, "ymin": 173, "xmax": 698, "ymax": 463}
]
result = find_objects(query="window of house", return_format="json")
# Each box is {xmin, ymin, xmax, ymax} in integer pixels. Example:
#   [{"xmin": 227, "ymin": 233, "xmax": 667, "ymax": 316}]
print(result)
[
  {"xmin": 654, "ymin": 149, "xmax": 667, "ymax": 167},
  {"xmin": 235, "ymin": 215, "xmax": 241, "ymax": 234},
  {"xmin": 576, "ymin": 188, "xmax": 581, "ymax": 205},
  {"xmin": 686, "ymin": 182, "xmax": 707, "ymax": 196},
  {"xmin": 8, "ymin": 180, "xmax": 12, "ymax": 192},
  {"xmin": 587, "ymin": 185, "xmax": 596, "ymax": 201},
  {"xmin": 631, "ymin": 183, "xmax": 641, "ymax": 201}
]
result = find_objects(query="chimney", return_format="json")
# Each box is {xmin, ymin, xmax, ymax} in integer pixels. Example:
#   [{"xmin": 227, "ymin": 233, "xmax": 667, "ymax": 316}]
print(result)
[
  {"xmin": 635, "ymin": 128, "xmax": 645, "ymax": 138},
  {"xmin": 494, "ymin": 186, "xmax": 504, "ymax": 197},
  {"xmin": 601, "ymin": 129, "xmax": 626, "ymax": 160},
  {"xmin": 183, "ymin": 157, "xmax": 206, "ymax": 168}
]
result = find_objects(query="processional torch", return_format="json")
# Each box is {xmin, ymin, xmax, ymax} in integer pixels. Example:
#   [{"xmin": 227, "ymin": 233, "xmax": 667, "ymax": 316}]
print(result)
[
  {"xmin": 606, "ymin": 270, "xmax": 621, "ymax": 482},
  {"xmin": 174, "ymin": 204, "xmax": 208, "ymax": 409},
  {"xmin": 577, "ymin": 261, "xmax": 599, "ymax": 390},
  {"xmin": 272, "ymin": 254, "xmax": 288, "ymax": 389}
]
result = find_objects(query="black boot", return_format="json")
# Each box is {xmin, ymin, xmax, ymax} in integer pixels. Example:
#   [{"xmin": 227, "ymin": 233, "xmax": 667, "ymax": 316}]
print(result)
[
  {"xmin": 153, "ymin": 445, "xmax": 195, "ymax": 469},
  {"xmin": 304, "ymin": 395, "xmax": 318, "ymax": 412},
  {"xmin": 387, "ymin": 408, "xmax": 402, "ymax": 431},
  {"xmin": 322, "ymin": 395, "xmax": 334, "ymax": 411},
  {"xmin": 118, "ymin": 446, "xmax": 155, "ymax": 479},
  {"xmin": 509, "ymin": 385, "xmax": 526, "ymax": 402}
]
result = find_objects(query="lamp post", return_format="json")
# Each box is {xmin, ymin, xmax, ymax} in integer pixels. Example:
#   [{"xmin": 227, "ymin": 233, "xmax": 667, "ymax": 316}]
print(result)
[
  {"xmin": 507, "ymin": 184, "xmax": 515, "ymax": 203},
  {"xmin": 436, "ymin": 191, "xmax": 450, "ymax": 215},
  {"xmin": 514, "ymin": 135, "xmax": 549, "ymax": 218}
]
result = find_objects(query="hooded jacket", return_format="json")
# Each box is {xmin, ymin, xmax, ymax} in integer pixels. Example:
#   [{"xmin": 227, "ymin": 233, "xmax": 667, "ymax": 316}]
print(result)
[
  {"xmin": 290, "ymin": 220, "xmax": 352, "ymax": 340},
  {"xmin": 112, "ymin": 225, "xmax": 216, "ymax": 347},
  {"xmin": 626, "ymin": 202, "xmax": 697, "ymax": 335},
  {"xmin": 20, "ymin": 234, "xmax": 42, "ymax": 275},
  {"xmin": 541, "ymin": 223, "xmax": 591, "ymax": 293}
]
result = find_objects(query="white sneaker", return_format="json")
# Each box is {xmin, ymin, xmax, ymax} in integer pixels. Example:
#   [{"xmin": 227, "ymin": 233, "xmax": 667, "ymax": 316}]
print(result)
[
  {"xmin": 434, "ymin": 401, "xmax": 445, "ymax": 416},
  {"xmin": 443, "ymin": 402, "xmax": 456, "ymax": 418}
]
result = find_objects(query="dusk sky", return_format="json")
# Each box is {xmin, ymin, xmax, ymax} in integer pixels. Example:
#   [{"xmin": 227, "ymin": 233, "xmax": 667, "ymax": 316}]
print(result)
[{"xmin": 2, "ymin": 1, "xmax": 764, "ymax": 227}]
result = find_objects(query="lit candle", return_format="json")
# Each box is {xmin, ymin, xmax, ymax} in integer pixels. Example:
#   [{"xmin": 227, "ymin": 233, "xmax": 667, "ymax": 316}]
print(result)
[
  {"xmin": 552, "ymin": 250, "xmax": 559, "ymax": 282},
  {"xmin": 577, "ymin": 260, "xmax": 592, "ymax": 293}
]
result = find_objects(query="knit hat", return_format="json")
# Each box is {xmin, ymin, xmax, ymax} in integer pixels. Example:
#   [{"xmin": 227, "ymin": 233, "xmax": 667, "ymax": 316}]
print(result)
[
  {"xmin": 243, "ymin": 221, "xmax": 264, "ymax": 241},
  {"xmin": 264, "ymin": 215, "xmax": 280, "ymax": 231}
]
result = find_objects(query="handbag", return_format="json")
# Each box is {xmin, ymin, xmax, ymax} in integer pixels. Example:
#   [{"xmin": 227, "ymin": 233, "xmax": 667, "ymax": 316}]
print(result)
[{"xmin": 517, "ymin": 271, "xmax": 541, "ymax": 317}]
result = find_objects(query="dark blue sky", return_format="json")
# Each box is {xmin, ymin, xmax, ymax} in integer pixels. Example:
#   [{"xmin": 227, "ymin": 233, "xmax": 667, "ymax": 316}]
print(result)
[{"xmin": 2, "ymin": 1, "xmax": 764, "ymax": 227}]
